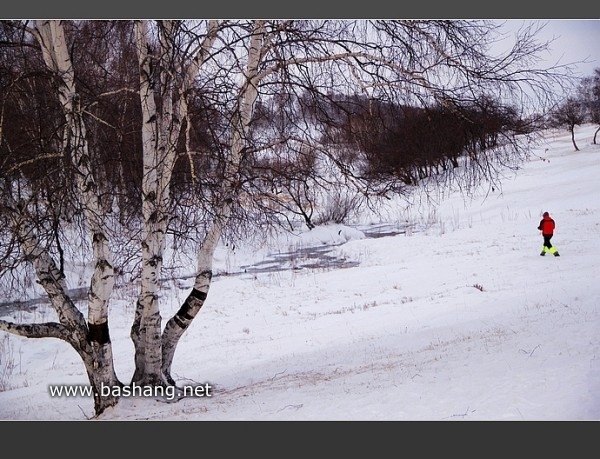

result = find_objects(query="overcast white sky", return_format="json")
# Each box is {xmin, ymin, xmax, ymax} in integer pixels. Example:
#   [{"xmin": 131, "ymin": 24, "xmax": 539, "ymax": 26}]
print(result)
[{"xmin": 499, "ymin": 19, "xmax": 600, "ymax": 77}]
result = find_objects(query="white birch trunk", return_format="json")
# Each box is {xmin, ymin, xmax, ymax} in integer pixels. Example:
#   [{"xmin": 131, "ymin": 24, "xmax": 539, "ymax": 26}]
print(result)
[
  {"xmin": 131, "ymin": 20, "xmax": 165, "ymax": 385},
  {"xmin": 161, "ymin": 21, "xmax": 265, "ymax": 381},
  {"xmin": 131, "ymin": 20, "xmax": 186, "ymax": 385},
  {"xmin": 32, "ymin": 20, "xmax": 120, "ymax": 413}
]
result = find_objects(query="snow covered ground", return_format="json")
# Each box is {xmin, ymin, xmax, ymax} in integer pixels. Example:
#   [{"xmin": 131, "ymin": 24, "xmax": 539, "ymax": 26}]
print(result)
[{"xmin": 0, "ymin": 124, "xmax": 599, "ymax": 420}]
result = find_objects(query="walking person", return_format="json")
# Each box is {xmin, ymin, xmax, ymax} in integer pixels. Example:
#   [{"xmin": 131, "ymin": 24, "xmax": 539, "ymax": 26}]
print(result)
[{"xmin": 538, "ymin": 211, "xmax": 560, "ymax": 256}]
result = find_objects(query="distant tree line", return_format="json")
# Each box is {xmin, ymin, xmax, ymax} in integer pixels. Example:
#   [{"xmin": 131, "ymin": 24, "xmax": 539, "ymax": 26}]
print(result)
[{"xmin": 550, "ymin": 67, "xmax": 600, "ymax": 150}]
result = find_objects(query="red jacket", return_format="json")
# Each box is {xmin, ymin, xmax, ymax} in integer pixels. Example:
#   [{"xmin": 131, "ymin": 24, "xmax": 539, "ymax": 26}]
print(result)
[{"xmin": 538, "ymin": 215, "xmax": 555, "ymax": 235}]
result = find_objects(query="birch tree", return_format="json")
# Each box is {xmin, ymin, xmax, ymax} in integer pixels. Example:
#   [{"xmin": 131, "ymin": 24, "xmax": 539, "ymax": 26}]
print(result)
[{"xmin": 0, "ymin": 20, "xmax": 120, "ymax": 414}]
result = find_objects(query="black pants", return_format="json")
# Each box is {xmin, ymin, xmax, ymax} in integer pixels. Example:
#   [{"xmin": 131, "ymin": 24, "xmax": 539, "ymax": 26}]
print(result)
[{"xmin": 543, "ymin": 234, "xmax": 553, "ymax": 249}]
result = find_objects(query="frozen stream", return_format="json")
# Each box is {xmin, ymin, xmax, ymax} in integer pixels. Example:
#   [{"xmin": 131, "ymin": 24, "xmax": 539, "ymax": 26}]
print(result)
[{"xmin": 0, "ymin": 222, "xmax": 415, "ymax": 315}]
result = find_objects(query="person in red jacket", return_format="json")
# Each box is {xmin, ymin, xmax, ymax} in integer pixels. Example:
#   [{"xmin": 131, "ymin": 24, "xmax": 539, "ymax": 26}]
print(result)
[{"xmin": 538, "ymin": 212, "xmax": 560, "ymax": 256}]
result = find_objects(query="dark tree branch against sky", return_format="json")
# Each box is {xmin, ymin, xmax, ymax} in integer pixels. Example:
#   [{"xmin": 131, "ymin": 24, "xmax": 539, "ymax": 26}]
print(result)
[{"xmin": 2, "ymin": 1, "xmax": 598, "ymax": 77}]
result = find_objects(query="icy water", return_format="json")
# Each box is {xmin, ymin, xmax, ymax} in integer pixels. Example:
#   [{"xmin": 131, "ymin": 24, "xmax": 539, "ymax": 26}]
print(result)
[
  {"xmin": 0, "ymin": 222, "xmax": 415, "ymax": 315},
  {"xmin": 232, "ymin": 222, "xmax": 416, "ymax": 276}
]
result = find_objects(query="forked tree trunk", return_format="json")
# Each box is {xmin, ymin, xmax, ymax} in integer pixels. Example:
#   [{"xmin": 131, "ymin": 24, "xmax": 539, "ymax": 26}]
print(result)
[
  {"xmin": 0, "ymin": 210, "xmax": 120, "ymax": 416},
  {"xmin": 131, "ymin": 20, "xmax": 220, "ymax": 387},
  {"xmin": 33, "ymin": 20, "xmax": 120, "ymax": 414}
]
